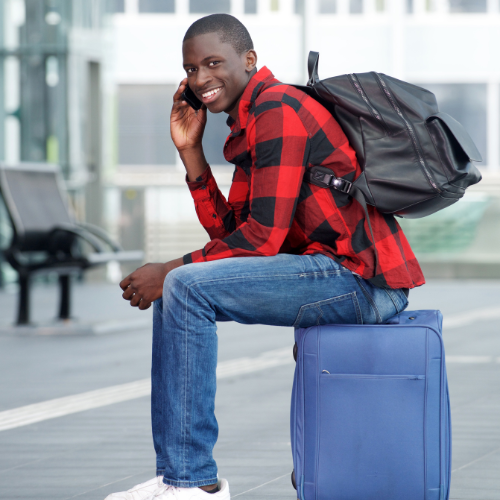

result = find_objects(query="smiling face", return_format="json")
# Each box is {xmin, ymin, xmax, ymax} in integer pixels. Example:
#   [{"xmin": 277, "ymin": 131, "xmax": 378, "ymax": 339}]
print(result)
[{"xmin": 182, "ymin": 32, "xmax": 257, "ymax": 119}]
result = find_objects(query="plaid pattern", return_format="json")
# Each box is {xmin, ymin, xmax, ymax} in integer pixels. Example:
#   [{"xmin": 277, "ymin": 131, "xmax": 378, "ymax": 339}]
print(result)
[{"xmin": 183, "ymin": 67, "xmax": 425, "ymax": 289}]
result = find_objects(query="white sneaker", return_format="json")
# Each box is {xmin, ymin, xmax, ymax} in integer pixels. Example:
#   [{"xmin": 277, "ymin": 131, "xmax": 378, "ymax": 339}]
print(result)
[
  {"xmin": 146, "ymin": 478, "xmax": 230, "ymax": 500},
  {"xmin": 105, "ymin": 476, "xmax": 165, "ymax": 500}
]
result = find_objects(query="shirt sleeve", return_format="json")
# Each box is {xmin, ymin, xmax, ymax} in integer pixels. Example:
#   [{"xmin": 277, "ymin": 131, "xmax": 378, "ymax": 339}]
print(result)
[
  {"xmin": 186, "ymin": 165, "xmax": 236, "ymax": 241},
  {"xmin": 183, "ymin": 102, "xmax": 309, "ymax": 265}
]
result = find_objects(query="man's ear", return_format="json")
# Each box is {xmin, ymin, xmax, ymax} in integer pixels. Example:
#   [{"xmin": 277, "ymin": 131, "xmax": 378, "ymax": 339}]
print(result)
[{"xmin": 245, "ymin": 49, "xmax": 257, "ymax": 72}]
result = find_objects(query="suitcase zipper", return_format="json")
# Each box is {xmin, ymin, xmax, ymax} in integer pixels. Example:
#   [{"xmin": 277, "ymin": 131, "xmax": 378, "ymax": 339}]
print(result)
[
  {"xmin": 374, "ymin": 73, "xmax": 441, "ymax": 193},
  {"xmin": 321, "ymin": 373, "xmax": 425, "ymax": 380},
  {"xmin": 348, "ymin": 73, "xmax": 387, "ymax": 131}
]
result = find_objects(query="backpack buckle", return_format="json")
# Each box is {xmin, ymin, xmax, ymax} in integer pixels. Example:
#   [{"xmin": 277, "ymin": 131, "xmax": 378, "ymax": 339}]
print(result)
[
  {"xmin": 306, "ymin": 166, "xmax": 352, "ymax": 194},
  {"xmin": 331, "ymin": 177, "xmax": 352, "ymax": 194}
]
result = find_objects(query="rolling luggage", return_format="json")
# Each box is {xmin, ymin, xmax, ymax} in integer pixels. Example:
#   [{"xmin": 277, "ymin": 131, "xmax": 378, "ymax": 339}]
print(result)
[{"xmin": 290, "ymin": 310, "xmax": 451, "ymax": 500}]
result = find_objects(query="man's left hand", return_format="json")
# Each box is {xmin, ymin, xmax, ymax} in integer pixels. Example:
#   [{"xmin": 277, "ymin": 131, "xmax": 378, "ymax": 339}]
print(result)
[{"xmin": 120, "ymin": 257, "xmax": 184, "ymax": 310}]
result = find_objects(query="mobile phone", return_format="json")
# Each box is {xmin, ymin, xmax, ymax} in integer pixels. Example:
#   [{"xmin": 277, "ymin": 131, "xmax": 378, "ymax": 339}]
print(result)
[{"xmin": 181, "ymin": 85, "xmax": 203, "ymax": 110}]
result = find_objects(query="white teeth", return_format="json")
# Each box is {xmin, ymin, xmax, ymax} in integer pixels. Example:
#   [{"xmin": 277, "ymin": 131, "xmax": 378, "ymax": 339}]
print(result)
[{"xmin": 202, "ymin": 87, "xmax": 222, "ymax": 98}]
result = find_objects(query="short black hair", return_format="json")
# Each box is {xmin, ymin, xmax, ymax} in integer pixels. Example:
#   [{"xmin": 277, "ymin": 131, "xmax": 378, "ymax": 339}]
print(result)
[{"xmin": 183, "ymin": 14, "xmax": 254, "ymax": 55}]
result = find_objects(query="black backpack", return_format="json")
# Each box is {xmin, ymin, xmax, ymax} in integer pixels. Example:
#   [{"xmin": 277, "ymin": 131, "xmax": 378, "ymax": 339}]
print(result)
[
  {"xmin": 295, "ymin": 52, "xmax": 482, "ymax": 277},
  {"xmin": 297, "ymin": 52, "xmax": 482, "ymax": 217}
]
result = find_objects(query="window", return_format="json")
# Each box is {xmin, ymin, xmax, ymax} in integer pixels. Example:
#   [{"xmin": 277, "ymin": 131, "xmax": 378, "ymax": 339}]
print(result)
[
  {"xmin": 270, "ymin": 0, "xmax": 279, "ymax": 11},
  {"xmin": 319, "ymin": 0, "xmax": 337, "ymax": 14},
  {"xmin": 244, "ymin": 0, "xmax": 257, "ymax": 14},
  {"xmin": 118, "ymin": 85, "xmax": 231, "ymax": 167},
  {"xmin": 138, "ymin": 0, "xmax": 175, "ymax": 13},
  {"xmin": 375, "ymin": 0, "xmax": 385, "ymax": 12},
  {"xmin": 118, "ymin": 85, "xmax": 176, "ymax": 165},
  {"xmin": 449, "ymin": 0, "xmax": 487, "ymax": 13},
  {"xmin": 406, "ymin": 0, "xmax": 413, "ymax": 13},
  {"xmin": 295, "ymin": 0, "xmax": 304, "ymax": 14},
  {"xmin": 106, "ymin": 0, "xmax": 125, "ymax": 13},
  {"xmin": 189, "ymin": 0, "xmax": 230, "ymax": 14},
  {"xmin": 419, "ymin": 83, "xmax": 488, "ymax": 165},
  {"xmin": 350, "ymin": 0, "xmax": 363, "ymax": 14}
]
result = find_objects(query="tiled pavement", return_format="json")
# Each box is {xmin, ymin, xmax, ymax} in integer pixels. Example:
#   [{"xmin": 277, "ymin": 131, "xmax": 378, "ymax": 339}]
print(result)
[{"xmin": 0, "ymin": 280, "xmax": 499, "ymax": 499}]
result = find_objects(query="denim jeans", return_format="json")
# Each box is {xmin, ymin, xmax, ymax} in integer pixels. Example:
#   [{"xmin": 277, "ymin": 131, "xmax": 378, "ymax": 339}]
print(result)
[{"xmin": 152, "ymin": 253, "xmax": 408, "ymax": 487}]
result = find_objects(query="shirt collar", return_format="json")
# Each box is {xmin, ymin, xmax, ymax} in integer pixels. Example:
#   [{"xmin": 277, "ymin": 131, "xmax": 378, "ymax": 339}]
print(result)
[{"xmin": 226, "ymin": 66, "xmax": 278, "ymax": 133}]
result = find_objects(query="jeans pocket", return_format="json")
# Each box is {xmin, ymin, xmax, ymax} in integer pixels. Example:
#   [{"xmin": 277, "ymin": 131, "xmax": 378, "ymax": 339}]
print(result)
[{"xmin": 293, "ymin": 292, "xmax": 362, "ymax": 329}]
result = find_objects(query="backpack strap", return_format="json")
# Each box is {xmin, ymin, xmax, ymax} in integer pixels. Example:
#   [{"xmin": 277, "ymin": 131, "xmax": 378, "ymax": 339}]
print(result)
[
  {"xmin": 307, "ymin": 51, "xmax": 320, "ymax": 86},
  {"xmin": 304, "ymin": 166, "xmax": 381, "ymax": 281}
]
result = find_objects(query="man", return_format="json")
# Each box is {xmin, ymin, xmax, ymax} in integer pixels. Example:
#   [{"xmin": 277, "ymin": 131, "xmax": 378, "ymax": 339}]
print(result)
[{"xmin": 109, "ymin": 13, "xmax": 424, "ymax": 500}]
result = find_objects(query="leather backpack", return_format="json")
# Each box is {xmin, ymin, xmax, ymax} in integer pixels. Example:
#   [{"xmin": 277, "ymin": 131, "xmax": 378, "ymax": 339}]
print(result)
[{"xmin": 299, "ymin": 51, "xmax": 482, "ymax": 220}]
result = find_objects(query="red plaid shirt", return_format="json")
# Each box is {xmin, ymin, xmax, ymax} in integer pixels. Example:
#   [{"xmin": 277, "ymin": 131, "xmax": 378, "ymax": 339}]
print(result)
[{"xmin": 183, "ymin": 67, "xmax": 425, "ymax": 289}]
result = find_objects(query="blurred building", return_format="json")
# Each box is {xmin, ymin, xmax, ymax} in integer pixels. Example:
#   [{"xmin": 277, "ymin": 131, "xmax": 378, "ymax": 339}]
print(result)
[{"xmin": 0, "ymin": 0, "xmax": 116, "ymax": 284}]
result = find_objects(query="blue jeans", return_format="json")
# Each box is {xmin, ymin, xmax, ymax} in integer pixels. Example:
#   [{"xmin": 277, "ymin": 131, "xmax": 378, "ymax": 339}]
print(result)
[{"xmin": 152, "ymin": 253, "xmax": 408, "ymax": 487}]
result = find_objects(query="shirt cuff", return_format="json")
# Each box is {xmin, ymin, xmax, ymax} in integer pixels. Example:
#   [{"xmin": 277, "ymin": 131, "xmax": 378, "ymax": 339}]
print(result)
[
  {"xmin": 186, "ymin": 165, "xmax": 213, "ymax": 193},
  {"xmin": 183, "ymin": 249, "xmax": 205, "ymax": 265}
]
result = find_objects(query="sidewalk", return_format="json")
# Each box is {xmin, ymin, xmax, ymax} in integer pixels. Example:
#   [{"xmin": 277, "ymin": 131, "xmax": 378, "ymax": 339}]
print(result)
[{"xmin": 0, "ymin": 280, "xmax": 499, "ymax": 499}]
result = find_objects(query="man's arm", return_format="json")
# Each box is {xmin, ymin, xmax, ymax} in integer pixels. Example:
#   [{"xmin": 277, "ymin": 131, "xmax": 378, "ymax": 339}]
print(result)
[
  {"xmin": 183, "ymin": 102, "xmax": 309, "ymax": 264},
  {"xmin": 186, "ymin": 164, "xmax": 250, "ymax": 241},
  {"xmin": 120, "ymin": 79, "xmax": 208, "ymax": 309}
]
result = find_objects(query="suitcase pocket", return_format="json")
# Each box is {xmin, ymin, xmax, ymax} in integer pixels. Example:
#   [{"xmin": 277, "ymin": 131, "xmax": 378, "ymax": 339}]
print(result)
[{"xmin": 316, "ymin": 373, "xmax": 426, "ymax": 500}]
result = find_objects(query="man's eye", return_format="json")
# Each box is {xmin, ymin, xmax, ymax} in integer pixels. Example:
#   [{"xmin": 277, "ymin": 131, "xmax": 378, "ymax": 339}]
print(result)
[
  {"xmin": 186, "ymin": 68, "xmax": 196, "ymax": 74},
  {"xmin": 209, "ymin": 61, "xmax": 220, "ymax": 67}
]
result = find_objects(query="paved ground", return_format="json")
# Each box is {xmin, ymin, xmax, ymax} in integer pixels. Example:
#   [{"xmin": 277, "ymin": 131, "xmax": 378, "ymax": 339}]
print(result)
[{"xmin": 0, "ymin": 280, "xmax": 499, "ymax": 499}]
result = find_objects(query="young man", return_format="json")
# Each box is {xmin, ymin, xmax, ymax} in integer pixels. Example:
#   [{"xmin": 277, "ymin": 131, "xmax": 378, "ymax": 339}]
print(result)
[{"xmin": 111, "ymin": 13, "xmax": 424, "ymax": 500}]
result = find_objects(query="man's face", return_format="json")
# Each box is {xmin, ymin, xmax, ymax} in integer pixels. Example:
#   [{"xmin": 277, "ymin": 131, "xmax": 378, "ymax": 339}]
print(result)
[{"xmin": 182, "ymin": 32, "xmax": 255, "ymax": 116}]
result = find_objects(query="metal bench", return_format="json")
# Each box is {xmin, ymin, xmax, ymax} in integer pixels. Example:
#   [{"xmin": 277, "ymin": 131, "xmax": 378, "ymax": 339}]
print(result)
[{"xmin": 0, "ymin": 163, "xmax": 143, "ymax": 325}]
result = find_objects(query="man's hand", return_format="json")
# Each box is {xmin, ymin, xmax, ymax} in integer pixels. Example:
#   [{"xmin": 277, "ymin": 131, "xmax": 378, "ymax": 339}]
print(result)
[
  {"xmin": 120, "ymin": 257, "xmax": 184, "ymax": 310},
  {"xmin": 171, "ymin": 78, "xmax": 210, "ymax": 181},
  {"xmin": 171, "ymin": 78, "xmax": 207, "ymax": 152}
]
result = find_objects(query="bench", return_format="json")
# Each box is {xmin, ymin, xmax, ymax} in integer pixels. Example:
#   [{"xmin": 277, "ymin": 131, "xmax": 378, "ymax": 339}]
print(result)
[{"xmin": 0, "ymin": 162, "xmax": 143, "ymax": 325}]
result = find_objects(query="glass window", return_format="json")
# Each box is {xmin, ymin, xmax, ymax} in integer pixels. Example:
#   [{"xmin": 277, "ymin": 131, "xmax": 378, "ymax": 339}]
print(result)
[
  {"xmin": 295, "ymin": 0, "xmax": 304, "ymax": 14},
  {"xmin": 244, "ymin": 0, "xmax": 257, "ymax": 14},
  {"xmin": 189, "ymin": 0, "xmax": 230, "ymax": 14},
  {"xmin": 449, "ymin": 0, "xmax": 487, "ymax": 13},
  {"xmin": 319, "ymin": 0, "xmax": 337, "ymax": 14},
  {"xmin": 106, "ymin": 0, "xmax": 125, "ymax": 13},
  {"xmin": 419, "ymin": 83, "xmax": 488, "ymax": 165},
  {"xmin": 118, "ymin": 85, "xmax": 177, "ymax": 165},
  {"xmin": 406, "ymin": 0, "xmax": 413, "ymax": 13},
  {"xmin": 202, "ymin": 112, "xmax": 232, "ymax": 166},
  {"xmin": 139, "ymin": 0, "xmax": 175, "ymax": 13},
  {"xmin": 270, "ymin": 0, "xmax": 280, "ymax": 11},
  {"xmin": 375, "ymin": 0, "xmax": 385, "ymax": 12},
  {"xmin": 350, "ymin": 0, "xmax": 363, "ymax": 14}
]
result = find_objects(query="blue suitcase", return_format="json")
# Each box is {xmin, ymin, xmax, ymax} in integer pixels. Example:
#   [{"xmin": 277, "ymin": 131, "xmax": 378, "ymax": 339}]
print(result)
[{"xmin": 290, "ymin": 310, "xmax": 451, "ymax": 500}]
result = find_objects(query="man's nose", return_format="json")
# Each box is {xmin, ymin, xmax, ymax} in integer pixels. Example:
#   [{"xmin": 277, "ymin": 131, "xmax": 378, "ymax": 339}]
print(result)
[{"xmin": 194, "ymin": 67, "xmax": 212, "ymax": 91}]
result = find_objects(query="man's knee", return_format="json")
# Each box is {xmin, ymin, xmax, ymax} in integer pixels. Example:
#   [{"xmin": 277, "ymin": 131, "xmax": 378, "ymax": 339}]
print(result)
[{"xmin": 163, "ymin": 263, "xmax": 196, "ymax": 294}]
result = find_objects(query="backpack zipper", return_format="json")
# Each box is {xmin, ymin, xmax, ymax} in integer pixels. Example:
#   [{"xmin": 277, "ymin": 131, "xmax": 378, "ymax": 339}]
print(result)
[
  {"xmin": 374, "ymin": 73, "xmax": 440, "ymax": 192},
  {"xmin": 348, "ymin": 74, "xmax": 387, "ymax": 131}
]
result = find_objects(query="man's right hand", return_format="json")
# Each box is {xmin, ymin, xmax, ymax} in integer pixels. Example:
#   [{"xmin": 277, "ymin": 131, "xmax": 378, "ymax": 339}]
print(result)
[{"xmin": 170, "ymin": 78, "xmax": 207, "ymax": 152}]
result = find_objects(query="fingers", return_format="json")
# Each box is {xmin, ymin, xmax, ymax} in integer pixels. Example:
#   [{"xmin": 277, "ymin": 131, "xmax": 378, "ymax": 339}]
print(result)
[
  {"xmin": 129, "ymin": 293, "xmax": 142, "ymax": 307},
  {"xmin": 139, "ymin": 300, "xmax": 152, "ymax": 310},
  {"xmin": 119, "ymin": 275, "xmax": 132, "ymax": 291},
  {"xmin": 122, "ymin": 285, "xmax": 135, "ymax": 301},
  {"xmin": 122, "ymin": 286, "xmax": 144, "ymax": 307},
  {"xmin": 173, "ymin": 78, "xmax": 188, "ymax": 103}
]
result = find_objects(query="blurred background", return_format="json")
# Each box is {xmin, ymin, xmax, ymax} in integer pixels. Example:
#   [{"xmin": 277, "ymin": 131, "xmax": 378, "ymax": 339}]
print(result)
[{"xmin": 0, "ymin": 0, "xmax": 499, "ymax": 293}]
